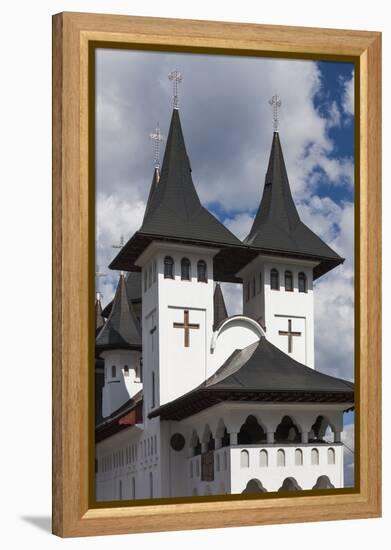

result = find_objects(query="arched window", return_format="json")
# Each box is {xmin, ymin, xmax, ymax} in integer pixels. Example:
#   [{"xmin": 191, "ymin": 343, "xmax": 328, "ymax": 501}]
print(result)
[
  {"xmin": 270, "ymin": 268, "xmax": 280, "ymax": 290},
  {"xmin": 123, "ymin": 365, "xmax": 129, "ymax": 377},
  {"xmin": 164, "ymin": 256, "xmax": 174, "ymax": 279},
  {"xmin": 327, "ymin": 447, "xmax": 336, "ymax": 465},
  {"xmin": 259, "ymin": 272, "xmax": 262, "ymax": 293},
  {"xmin": 259, "ymin": 449, "xmax": 268, "ymax": 467},
  {"xmin": 285, "ymin": 270, "xmax": 293, "ymax": 291},
  {"xmin": 197, "ymin": 260, "xmax": 207, "ymax": 282},
  {"xmin": 238, "ymin": 415, "xmax": 266, "ymax": 444},
  {"xmin": 275, "ymin": 416, "xmax": 300, "ymax": 442},
  {"xmin": 277, "ymin": 449, "xmax": 286, "ymax": 467},
  {"xmin": 295, "ymin": 448, "xmax": 303, "ymax": 466},
  {"xmin": 144, "ymin": 270, "xmax": 147, "ymax": 292},
  {"xmin": 151, "ymin": 371, "xmax": 155, "ymax": 408},
  {"xmin": 149, "ymin": 472, "xmax": 153, "ymax": 498},
  {"xmin": 181, "ymin": 257, "xmax": 191, "ymax": 280},
  {"xmin": 111, "ymin": 365, "xmax": 117, "ymax": 378},
  {"xmin": 311, "ymin": 448, "xmax": 319, "ymax": 465},
  {"xmin": 298, "ymin": 272, "xmax": 307, "ymax": 293},
  {"xmin": 240, "ymin": 449, "xmax": 250, "ymax": 468}
]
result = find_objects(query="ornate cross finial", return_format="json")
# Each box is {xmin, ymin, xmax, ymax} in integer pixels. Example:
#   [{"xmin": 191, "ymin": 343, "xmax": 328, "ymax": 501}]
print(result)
[
  {"xmin": 95, "ymin": 264, "xmax": 107, "ymax": 301},
  {"xmin": 168, "ymin": 69, "xmax": 183, "ymax": 110},
  {"xmin": 149, "ymin": 124, "xmax": 164, "ymax": 169},
  {"xmin": 268, "ymin": 94, "xmax": 282, "ymax": 132}
]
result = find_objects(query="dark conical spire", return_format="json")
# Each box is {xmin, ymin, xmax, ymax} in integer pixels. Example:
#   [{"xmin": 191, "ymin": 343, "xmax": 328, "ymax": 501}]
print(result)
[
  {"xmin": 138, "ymin": 109, "xmax": 241, "ymax": 246},
  {"xmin": 244, "ymin": 132, "xmax": 344, "ymax": 278},
  {"xmin": 96, "ymin": 273, "xmax": 141, "ymax": 351},
  {"xmin": 213, "ymin": 283, "xmax": 228, "ymax": 330},
  {"xmin": 95, "ymin": 296, "xmax": 105, "ymax": 335},
  {"xmin": 143, "ymin": 166, "xmax": 160, "ymax": 223}
]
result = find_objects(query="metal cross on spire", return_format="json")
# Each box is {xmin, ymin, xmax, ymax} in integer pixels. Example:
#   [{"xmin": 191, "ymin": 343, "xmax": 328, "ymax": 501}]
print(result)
[
  {"xmin": 95, "ymin": 264, "xmax": 107, "ymax": 301},
  {"xmin": 268, "ymin": 94, "xmax": 282, "ymax": 132},
  {"xmin": 112, "ymin": 236, "xmax": 125, "ymax": 276},
  {"xmin": 168, "ymin": 69, "xmax": 183, "ymax": 110},
  {"xmin": 149, "ymin": 124, "xmax": 164, "ymax": 169}
]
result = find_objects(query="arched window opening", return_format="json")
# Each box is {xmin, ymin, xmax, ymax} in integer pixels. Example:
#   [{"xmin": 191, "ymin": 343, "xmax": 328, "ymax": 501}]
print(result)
[
  {"xmin": 123, "ymin": 365, "xmax": 129, "ymax": 377},
  {"xmin": 275, "ymin": 416, "xmax": 300, "ymax": 443},
  {"xmin": 238, "ymin": 415, "xmax": 266, "ymax": 445},
  {"xmin": 285, "ymin": 270, "xmax": 293, "ymax": 291},
  {"xmin": 240, "ymin": 449, "xmax": 250, "ymax": 468},
  {"xmin": 327, "ymin": 447, "xmax": 336, "ymax": 465},
  {"xmin": 242, "ymin": 479, "xmax": 267, "ymax": 494},
  {"xmin": 310, "ymin": 415, "xmax": 333, "ymax": 443},
  {"xmin": 311, "ymin": 448, "xmax": 319, "ymax": 465},
  {"xmin": 207, "ymin": 432, "xmax": 215, "ymax": 451},
  {"xmin": 312, "ymin": 475, "xmax": 335, "ymax": 489},
  {"xmin": 277, "ymin": 449, "xmax": 286, "ymax": 467},
  {"xmin": 193, "ymin": 436, "xmax": 201, "ymax": 456},
  {"xmin": 164, "ymin": 256, "xmax": 174, "ymax": 279},
  {"xmin": 298, "ymin": 271, "xmax": 307, "ymax": 293},
  {"xmin": 295, "ymin": 448, "xmax": 303, "ymax": 466},
  {"xmin": 259, "ymin": 449, "xmax": 268, "ymax": 467},
  {"xmin": 111, "ymin": 365, "xmax": 117, "ymax": 378},
  {"xmin": 197, "ymin": 260, "xmax": 207, "ymax": 282},
  {"xmin": 222, "ymin": 428, "xmax": 230, "ymax": 447},
  {"xmin": 270, "ymin": 268, "xmax": 280, "ymax": 290},
  {"xmin": 181, "ymin": 257, "xmax": 191, "ymax": 280},
  {"xmin": 151, "ymin": 371, "xmax": 155, "ymax": 408},
  {"xmin": 149, "ymin": 472, "xmax": 153, "ymax": 498},
  {"xmin": 279, "ymin": 477, "xmax": 302, "ymax": 491}
]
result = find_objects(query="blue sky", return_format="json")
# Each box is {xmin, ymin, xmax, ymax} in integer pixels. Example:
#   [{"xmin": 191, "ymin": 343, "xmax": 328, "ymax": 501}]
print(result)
[{"xmin": 95, "ymin": 50, "xmax": 355, "ymax": 486}]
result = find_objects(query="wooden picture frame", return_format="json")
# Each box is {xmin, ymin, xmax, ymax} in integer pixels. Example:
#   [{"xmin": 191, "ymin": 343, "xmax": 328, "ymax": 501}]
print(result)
[{"xmin": 52, "ymin": 12, "xmax": 381, "ymax": 538}]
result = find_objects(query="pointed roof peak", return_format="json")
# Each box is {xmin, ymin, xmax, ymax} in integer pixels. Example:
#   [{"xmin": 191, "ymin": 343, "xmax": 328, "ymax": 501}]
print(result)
[
  {"xmin": 244, "ymin": 131, "xmax": 344, "ymax": 278},
  {"xmin": 95, "ymin": 296, "xmax": 105, "ymax": 335},
  {"xmin": 136, "ymin": 108, "xmax": 241, "ymax": 247},
  {"xmin": 96, "ymin": 273, "xmax": 141, "ymax": 351},
  {"xmin": 213, "ymin": 283, "xmax": 228, "ymax": 330}
]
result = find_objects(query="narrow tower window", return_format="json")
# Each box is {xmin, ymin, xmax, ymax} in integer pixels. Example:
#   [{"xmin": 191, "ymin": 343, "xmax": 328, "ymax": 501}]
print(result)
[
  {"xmin": 181, "ymin": 257, "xmax": 191, "ymax": 280},
  {"xmin": 164, "ymin": 256, "xmax": 174, "ymax": 279},
  {"xmin": 240, "ymin": 450, "xmax": 250, "ymax": 468},
  {"xmin": 277, "ymin": 449, "xmax": 285, "ymax": 466},
  {"xmin": 298, "ymin": 272, "xmax": 307, "ymax": 293},
  {"xmin": 270, "ymin": 269, "xmax": 280, "ymax": 290},
  {"xmin": 123, "ymin": 365, "xmax": 129, "ymax": 377},
  {"xmin": 111, "ymin": 365, "xmax": 117, "ymax": 378},
  {"xmin": 295, "ymin": 448, "xmax": 303, "ymax": 466},
  {"xmin": 327, "ymin": 447, "xmax": 335, "ymax": 465},
  {"xmin": 285, "ymin": 270, "xmax": 293, "ymax": 291},
  {"xmin": 197, "ymin": 260, "xmax": 207, "ymax": 282},
  {"xmin": 311, "ymin": 448, "xmax": 319, "ymax": 465},
  {"xmin": 151, "ymin": 371, "xmax": 155, "ymax": 408}
]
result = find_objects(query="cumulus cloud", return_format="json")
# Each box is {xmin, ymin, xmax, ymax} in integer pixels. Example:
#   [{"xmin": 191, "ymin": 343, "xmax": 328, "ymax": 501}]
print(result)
[{"xmin": 341, "ymin": 70, "xmax": 355, "ymax": 117}]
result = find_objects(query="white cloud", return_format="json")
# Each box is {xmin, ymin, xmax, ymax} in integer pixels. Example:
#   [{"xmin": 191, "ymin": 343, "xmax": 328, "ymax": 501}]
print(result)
[
  {"xmin": 341, "ymin": 70, "xmax": 354, "ymax": 117},
  {"xmin": 223, "ymin": 212, "xmax": 254, "ymax": 240},
  {"xmin": 326, "ymin": 100, "xmax": 341, "ymax": 128}
]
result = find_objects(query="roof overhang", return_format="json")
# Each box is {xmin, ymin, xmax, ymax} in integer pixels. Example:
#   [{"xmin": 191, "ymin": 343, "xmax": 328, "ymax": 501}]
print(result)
[{"xmin": 148, "ymin": 388, "xmax": 355, "ymax": 421}]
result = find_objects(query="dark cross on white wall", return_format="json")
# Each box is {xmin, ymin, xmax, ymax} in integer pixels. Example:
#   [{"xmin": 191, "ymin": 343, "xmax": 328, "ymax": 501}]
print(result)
[
  {"xmin": 173, "ymin": 309, "xmax": 200, "ymax": 348},
  {"xmin": 278, "ymin": 319, "xmax": 302, "ymax": 353}
]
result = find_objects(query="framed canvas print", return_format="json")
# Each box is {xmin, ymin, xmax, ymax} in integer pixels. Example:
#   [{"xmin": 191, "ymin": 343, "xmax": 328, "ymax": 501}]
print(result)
[{"xmin": 52, "ymin": 12, "xmax": 381, "ymax": 537}]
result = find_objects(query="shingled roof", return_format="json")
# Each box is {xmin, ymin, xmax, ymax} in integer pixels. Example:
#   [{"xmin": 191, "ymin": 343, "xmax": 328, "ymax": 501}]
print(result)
[
  {"xmin": 109, "ymin": 109, "xmax": 255, "ymax": 282},
  {"xmin": 96, "ymin": 273, "xmax": 141, "ymax": 352},
  {"xmin": 95, "ymin": 297, "xmax": 105, "ymax": 335},
  {"xmin": 101, "ymin": 272, "xmax": 141, "ymax": 319},
  {"xmin": 143, "ymin": 166, "xmax": 160, "ymax": 223},
  {"xmin": 213, "ymin": 283, "xmax": 228, "ymax": 330},
  {"xmin": 244, "ymin": 132, "xmax": 344, "ymax": 279},
  {"xmin": 149, "ymin": 337, "xmax": 354, "ymax": 421}
]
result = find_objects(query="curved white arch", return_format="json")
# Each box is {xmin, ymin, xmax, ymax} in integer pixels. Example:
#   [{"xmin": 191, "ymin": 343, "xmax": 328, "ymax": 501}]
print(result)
[{"xmin": 210, "ymin": 315, "xmax": 265, "ymax": 351}]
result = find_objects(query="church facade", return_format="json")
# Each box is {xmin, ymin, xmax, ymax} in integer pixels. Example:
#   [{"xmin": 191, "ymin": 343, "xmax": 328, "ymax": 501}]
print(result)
[{"xmin": 95, "ymin": 83, "xmax": 354, "ymax": 501}]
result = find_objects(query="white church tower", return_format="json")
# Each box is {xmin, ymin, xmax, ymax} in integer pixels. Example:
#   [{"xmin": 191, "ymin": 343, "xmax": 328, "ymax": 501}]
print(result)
[{"xmin": 239, "ymin": 95, "xmax": 343, "ymax": 368}]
